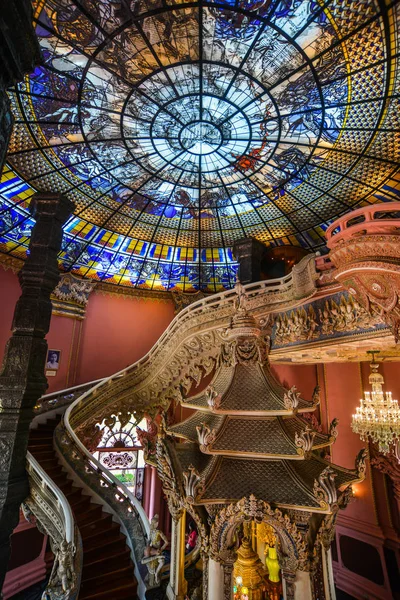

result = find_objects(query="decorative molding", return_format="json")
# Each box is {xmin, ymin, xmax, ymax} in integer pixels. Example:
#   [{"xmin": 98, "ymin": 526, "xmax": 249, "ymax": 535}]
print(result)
[
  {"xmin": 295, "ymin": 426, "xmax": 316, "ymax": 455},
  {"xmin": 51, "ymin": 273, "xmax": 96, "ymax": 320},
  {"xmin": 355, "ymin": 448, "xmax": 368, "ymax": 480},
  {"xmin": 172, "ymin": 290, "xmax": 208, "ymax": 313},
  {"xmin": 329, "ymin": 418, "xmax": 339, "ymax": 442},
  {"xmin": 24, "ymin": 451, "xmax": 81, "ymax": 600},
  {"xmin": 155, "ymin": 433, "xmax": 183, "ymax": 521},
  {"xmin": 313, "ymin": 467, "xmax": 338, "ymax": 509},
  {"xmin": 210, "ymin": 495, "xmax": 309, "ymax": 573},
  {"xmin": 273, "ymin": 293, "xmax": 383, "ymax": 347},
  {"xmin": 283, "ymin": 386, "xmax": 301, "ymax": 411},
  {"xmin": 136, "ymin": 420, "xmax": 158, "ymax": 462},
  {"xmin": 316, "ymin": 487, "xmax": 353, "ymax": 550},
  {"xmin": 182, "ymin": 466, "xmax": 205, "ymax": 504},
  {"xmin": 326, "ymin": 213, "xmax": 400, "ymax": 342},
  {"xmin": 205, "ymin": 385, "xmax": 221, "ymax": 411},
  {"xmin": 196, "ymin": 422, "xmax": 217, "ymax": 452},
  {"xmin": 93, "ymin": 281, "xmax": 172, "ymax": 303},
  {"xmin": 371, "ymin": 446, "xmax": 400, "ymax": 501}
]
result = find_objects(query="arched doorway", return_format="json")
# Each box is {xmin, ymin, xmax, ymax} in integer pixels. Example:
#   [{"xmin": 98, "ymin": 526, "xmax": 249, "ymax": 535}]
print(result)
[{"xmin": 208, "ymin": 496, "xmax": 309, "ymax": 600}]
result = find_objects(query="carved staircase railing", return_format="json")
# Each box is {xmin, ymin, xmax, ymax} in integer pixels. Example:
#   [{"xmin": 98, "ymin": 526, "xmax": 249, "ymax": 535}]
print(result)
[
  {"xmin": 29, "ymin": 256, "xmax": 396, "ymax": 597},
  {"xmin": 24, "ymin": 451, "xmax": 82, "ymax": 600},
  {"xmin": 34, "ymin": 378, "xmax": 106, "ymax": 417},
  {"xmin": 64, "ymin": 258, "xmax": 320, "ymax": 435},
  {"xmin": 24, "ymin": 266, "xmax": 315, "ymax": 596},
  {"xmin": 54, "ymin": 414, "xmax": 151, "ymax": 597}
]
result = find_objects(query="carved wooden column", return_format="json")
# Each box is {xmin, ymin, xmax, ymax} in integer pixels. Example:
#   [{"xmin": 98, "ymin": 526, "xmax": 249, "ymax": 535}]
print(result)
[
  {"xmin": 233, "ymin": 238, "xmax": 266, "ymax": 284},
  {"xmin": 0, "ymin": 192, "xmax": 74, "ymax": 590},
  {"xmin": 292, "ymin": 570, "xmax": 313, "ymax": 600},
  {"xmin": 281, "ymin": 569, "xmax": 296, "ymax": 600},
  {"xmin": 0, "ymin": 0, "xmax": 40, "ymax": 173},
  {"xmin": 222, "ymin": 561, "xmax": 234, "ymax": 600},
  {"xmin": 208, "ymin": 558, "xmax": 225, "ymax": 600},
  {"xmin": 167, "ymin": 509, "xmax": 187, "ymax": 600},
  {"xmin": 321, "ymin": 546, "xmax": 336, "ymax": 600}
]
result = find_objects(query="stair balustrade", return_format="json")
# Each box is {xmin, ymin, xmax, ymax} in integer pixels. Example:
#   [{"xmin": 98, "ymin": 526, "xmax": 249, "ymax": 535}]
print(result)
[
  {"xmin": 26, "ymin": 265, "xmax": 321, "ymax": 598},
  {"xmin": 25, "ymin": 451, "xmax": 82, "ymax": 599}
]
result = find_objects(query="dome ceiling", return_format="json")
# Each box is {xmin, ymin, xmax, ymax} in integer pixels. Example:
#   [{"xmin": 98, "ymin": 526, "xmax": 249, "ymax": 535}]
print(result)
[{"xmin": 1, "ymin": 0, "xmax": 399, "ymax": 292}]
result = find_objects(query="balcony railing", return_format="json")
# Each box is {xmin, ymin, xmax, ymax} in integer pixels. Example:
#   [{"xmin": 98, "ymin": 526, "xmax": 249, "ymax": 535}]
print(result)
[{"xmin": 326, "ymin": 202, "xmax": 400, "ymax": 248}]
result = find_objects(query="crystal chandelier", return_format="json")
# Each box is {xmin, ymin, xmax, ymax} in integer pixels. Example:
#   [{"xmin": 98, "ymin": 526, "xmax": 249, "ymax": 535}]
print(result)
[{"xmin": 352, "ymin": 352, "xmax": 400, "ymax": 454}]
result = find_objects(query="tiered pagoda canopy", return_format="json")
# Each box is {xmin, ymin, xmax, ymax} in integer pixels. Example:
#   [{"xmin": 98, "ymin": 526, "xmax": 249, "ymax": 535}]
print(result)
[{"xmin": 162, "ymin": 293, "xmax": 362, "ymax": 514}]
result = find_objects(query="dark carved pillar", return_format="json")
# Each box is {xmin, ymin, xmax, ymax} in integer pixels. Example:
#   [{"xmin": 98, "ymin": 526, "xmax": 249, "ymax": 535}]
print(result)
[
  {"xmin": 233, "ymin": 238, "xmax": 266, "ymax": 284},
  {"xmin": 0, "ymin": 192, "xmax": 74, "ymax": 590},
  {"xmin": 0, "ymin": 0, "xmax": 41, "ymax": 173}
]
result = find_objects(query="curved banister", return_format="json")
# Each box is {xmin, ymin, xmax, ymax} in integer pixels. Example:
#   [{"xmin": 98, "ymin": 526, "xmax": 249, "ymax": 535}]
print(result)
[
  {"xmin": 34, "ymin": 377, "xmax": 106, "ymax": 417},
  {"xmin": 29, "ymin": 267, "xmax": 323, "ymax": 596},
  {"xmin": 64, "ymin": 272, "xmax": 301, "ymax": 428},
  {"xmin": 26, "ymin": 451, "xmax": 75, "ymax": 544},
  {"xmin": 62, "ymin": 406, "xmax": 150, "ymax": 538},
  {"xmin": 326, "ymin": 202, "xmax": 400, "ymax": 247},
  {"xmin": 25, "ymin": 451, "xmax": 82, "ymax": 599}
]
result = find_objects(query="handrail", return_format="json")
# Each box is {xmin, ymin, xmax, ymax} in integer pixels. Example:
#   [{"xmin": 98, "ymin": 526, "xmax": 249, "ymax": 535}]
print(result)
[
  {"xmin": 58, "ymin": 264, "xmax": 328, "ymax": 441},
  {"xmin": 26, "ymin": 451, "xmax": 75, "ymax": 544},
  {"xmin": 25, "ymin": 450, "xmax": 82, "ymax": 599},
  {"xmin": 326, "ymin": 201, "xmax": 400, "ymax": 243},
  {"xmin": 62, "ymin": 410, "xmax": 150, "ymax": 538},
  {"xmin": 58, "ymin": 272, "xmax": 303, "ymax": 591},
  {"xmin": 34, "ymin": 377, "xmax": 107, "ymax": 416},
  {"xmin": 126, "ymin": 272, "xmax": 293, "ymax": 371},
  {"xmin": 64, "ymin": 273, "xmax": 298, "ymax": 424},
  {"xmin": 40, "ymin": 378, "xmax": 105, "ymax": 401},
  {"xmin": 55, "ymin": 418, "xmax": 150, "ymax": 597}
]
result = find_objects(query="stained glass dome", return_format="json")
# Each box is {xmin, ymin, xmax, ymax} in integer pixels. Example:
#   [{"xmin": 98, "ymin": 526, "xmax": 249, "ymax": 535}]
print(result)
[{"xmin": 1, "ymin": 0, "xmax": 399, "ymax": 291}]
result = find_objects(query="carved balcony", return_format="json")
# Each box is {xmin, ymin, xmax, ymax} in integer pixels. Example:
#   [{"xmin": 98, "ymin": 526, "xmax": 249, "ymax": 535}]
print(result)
[{"xmin": 326, "ymin": 203, "xmax": 400, "ymax": 342}]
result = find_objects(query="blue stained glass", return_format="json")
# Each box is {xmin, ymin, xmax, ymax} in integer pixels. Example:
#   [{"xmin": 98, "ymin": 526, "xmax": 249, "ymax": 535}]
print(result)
[{"xmin": 1, "ymin": 0, "xmax": 398, "ymax": 291}]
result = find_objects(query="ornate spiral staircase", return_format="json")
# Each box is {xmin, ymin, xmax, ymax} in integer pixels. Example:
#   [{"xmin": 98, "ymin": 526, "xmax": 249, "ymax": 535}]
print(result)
[
  {"xmin": 21, "ymin": 215, "xmax": 400, "ymax": 599},
  {"xmin": 23, "ymin": 264, "xmax": 317, "ymax": 600}
]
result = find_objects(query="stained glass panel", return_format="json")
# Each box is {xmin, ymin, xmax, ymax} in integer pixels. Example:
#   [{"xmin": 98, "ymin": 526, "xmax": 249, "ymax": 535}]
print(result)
[{"xmin": 1, "ymin": 0, "xmax": 399, "ymax": 290}]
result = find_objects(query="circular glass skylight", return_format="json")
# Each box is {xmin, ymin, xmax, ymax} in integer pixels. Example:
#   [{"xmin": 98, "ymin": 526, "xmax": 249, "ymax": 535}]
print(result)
[{"xmin": 1, "ymin": 0, "xmax": 399, "ymax": 291}]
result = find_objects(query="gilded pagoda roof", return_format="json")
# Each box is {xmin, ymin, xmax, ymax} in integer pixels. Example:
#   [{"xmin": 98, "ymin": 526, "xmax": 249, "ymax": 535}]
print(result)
[
  {"xmin": 167, "ymin": 412, "xmax": 332, "ymax": 459},
  {"xmin": 196, "ymin": 454, "xmax": 358, "ymax": 511},
  {"xmin": 155, "ymin": 292, "xmax": 364, "ymax": 515},
  {"xmin": 182, "ymin": 362, "xmax": 315, "ymax": 415}
]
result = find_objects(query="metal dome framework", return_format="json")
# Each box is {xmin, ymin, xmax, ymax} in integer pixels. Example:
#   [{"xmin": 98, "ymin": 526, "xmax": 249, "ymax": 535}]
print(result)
[{"xmin": 0, "ymin": 0, "xmax": 399, "ymax": 291}]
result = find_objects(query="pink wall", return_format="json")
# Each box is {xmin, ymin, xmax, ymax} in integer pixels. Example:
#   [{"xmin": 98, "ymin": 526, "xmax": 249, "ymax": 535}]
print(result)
[
  {"xmin": 0, "ymin": 267, "xmax": 21, "ymax": 357},
  {"xmin": 75, "ymin": 291, "xmax": 175, "ymax": 384},
  {"xmin": 4, "ymin": 512, "xmax": 47, "ymax": 600},
  {"xmin": 274, "ymin": 361, "xmax": 400, "ymax": 600},
  {"xmin": 0, "ymin": 266, "xmax": 175, "ymax": 393}
]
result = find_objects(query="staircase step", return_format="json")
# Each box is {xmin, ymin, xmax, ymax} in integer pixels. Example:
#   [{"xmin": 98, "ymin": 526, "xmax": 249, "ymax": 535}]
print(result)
[
  {"xmin": 37, "ymin": 458, "xmax": 61, "ymax": 470},
  {"xmin": 43, "ymin": 466, "xmax": 64, "ymax": 479},
  {"xmin": 74, "ymin": 505, "xmax": 103, "ymax": 527},
  {"xmin": 83, "ymin": 549, "xmax": 131, "ymax": 578},
  {"xmin": 71, "ymin": 497, "xmax": 92, "ymax": 514},
  {"xmin": 64, "ymin": 487, "xmax": 84, "ymax": 503},
  {"xmin": 56, "ymin": 479, "xmax": 74, "ymax": 493},
  {"xmin": 81, "ymin": 566, "xmax": 136, "ymax": 589},
  {"xmin": 28, "ymin": 449, "xmax": 55, "ymax": 460},
  {"xmin": 79, "ymin": 515, "xmax": 114, "ymax": 539},
  {"xmin": 50, "ymin": 473, "xmax": 70, "ymax": 487},
  {"xmin": 83, "ymin": 537, "xmax": 130, "ymax": 564},
  {"xmin": 79, "ymin": 580, "xmax": 137, "ymax": 600},
  {"xmin": 82, "ymin": 521, "xmax": 121, "ymax": 547},
  {"xmin": 28, "ymin": 439, "xmax": 53, "ymax": 449},
  {"xmin": 29, "ymin": 429, "xmax": 54, "ymax": 442},
  {"xmin": 27, "ymin": 415, "xmax": 138, "ymax": 597},
  {"xmin": 35, "ymin": 423, "xmax": 58, "ymax": 431}
]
